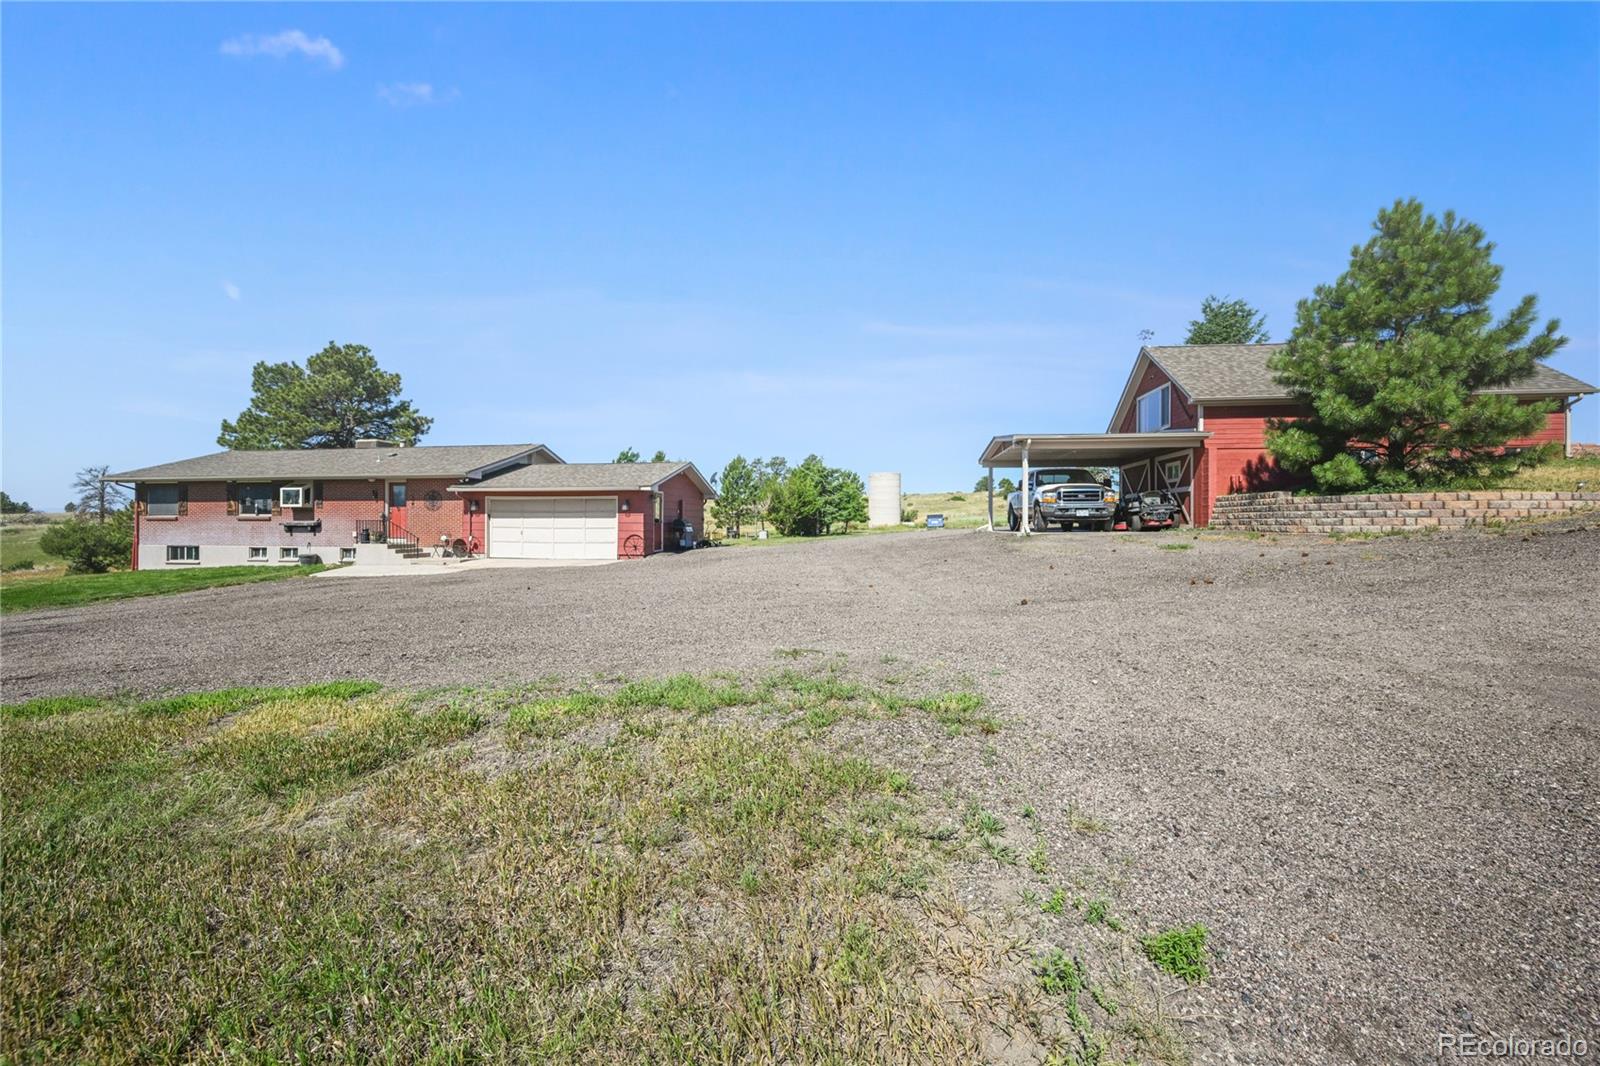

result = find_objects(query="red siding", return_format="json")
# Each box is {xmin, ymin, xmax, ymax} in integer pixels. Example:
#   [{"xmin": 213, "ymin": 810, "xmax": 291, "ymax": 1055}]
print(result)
[
  {"xmin": 1510, "ymin": 407, "xmax": 1567, "ymax": 451},
  {"xmin": 1117, "ymin": 360, "xmax": 1198, "ymax": 433},
  {"xmin": 659, "ymin": 471, "xmax": 706, "ymax": 544},
  {"xmin": 1194, "ymin": 403, "xmax": 1571, "ymax": 525}
]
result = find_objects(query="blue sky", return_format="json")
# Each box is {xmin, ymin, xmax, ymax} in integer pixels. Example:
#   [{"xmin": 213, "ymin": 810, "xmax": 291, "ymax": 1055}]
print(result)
[{"xmin": 4, "ymin": 3, "xmax": 1597, "ymax": 506}]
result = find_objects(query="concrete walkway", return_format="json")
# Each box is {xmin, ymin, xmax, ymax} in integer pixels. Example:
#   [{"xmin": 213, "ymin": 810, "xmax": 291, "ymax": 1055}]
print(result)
[{"xmin": 315, "ymin": 557, "xmax": 618, "ymax": 578}]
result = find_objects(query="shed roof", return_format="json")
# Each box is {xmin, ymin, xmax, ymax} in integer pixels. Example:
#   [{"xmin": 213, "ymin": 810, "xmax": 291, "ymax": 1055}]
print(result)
[
  {"xmin": 106, "ymin": 443, "xmax": 559, "ymax": 482},
  {"xmin": 979, "ymin": 431, "xmax": 1211, "ymax": 468},
  {"xmin": 455, "ymin": 461, "xmax": 718, "ymax": 499}
]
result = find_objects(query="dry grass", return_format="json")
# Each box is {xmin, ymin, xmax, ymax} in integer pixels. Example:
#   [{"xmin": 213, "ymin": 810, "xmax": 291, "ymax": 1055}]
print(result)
[
  {"xmin": 2, "ymin": 671, "xmax": 1180, "ymax": 1063},
  {"xmin": 1499, "ymin": 455, "xmax": 1600, "ymax": 493}
]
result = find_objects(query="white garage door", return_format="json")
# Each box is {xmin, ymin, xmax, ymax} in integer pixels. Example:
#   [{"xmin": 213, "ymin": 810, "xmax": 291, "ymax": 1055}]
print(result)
[{"xmin": 488, "ymin": 497, "xmax": 618, "ymax": 561}]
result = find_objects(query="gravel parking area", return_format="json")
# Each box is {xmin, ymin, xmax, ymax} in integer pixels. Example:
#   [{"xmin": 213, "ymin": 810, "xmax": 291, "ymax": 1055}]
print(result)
[{"xmin": 5, "ymin": 522, "xmax": 1597, "ymax": 1063}]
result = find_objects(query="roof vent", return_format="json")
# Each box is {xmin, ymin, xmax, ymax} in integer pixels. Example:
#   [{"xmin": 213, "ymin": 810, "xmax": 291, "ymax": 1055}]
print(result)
[{"xmin": 354, "ymin": 438, "xmax": 400, "ymax": 450}]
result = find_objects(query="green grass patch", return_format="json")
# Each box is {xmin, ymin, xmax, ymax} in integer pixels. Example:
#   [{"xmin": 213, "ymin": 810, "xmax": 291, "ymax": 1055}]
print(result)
[
  {"xmin": 1158, "ymin": 543, "xmax": 1192, "ymax": 551},
  {"xmin": 3, "ymin": 675, "xmax": 1100, "ymax": 1063},
  {"xmin": 0, "ymin": 520, "xmax": 69, "ymax": 572},
  {"xmin": 1143, "ymin": 923, "xmax": 1210, "ymax": 983},
  {"xmin": 0, "ymin": 563, "xmax": 333, "ymax": 613}
]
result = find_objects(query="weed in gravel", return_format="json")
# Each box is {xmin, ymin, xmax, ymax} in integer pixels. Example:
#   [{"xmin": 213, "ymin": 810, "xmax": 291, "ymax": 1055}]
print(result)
[
  {"xmin": 1027, "ymin": 843, "xmax": 1050, "ymax": 875},
  {"xmin": 1143, "ymin": 923, "xmax": 1210, "ymax": 983},
  {"xmin": 1065, "ymin": 804, "xmax": 1107, "ymax": 834},
  {"xmin": 1035, "ymin": 949, "xmax": 1086, "ymax": 996},
  {"xmin": 1042, "ymin": 888, "xmax": 1069, "ymax": 915},
  {"xmin": 1159, "ymin": 543, "xmax": 1191, "ymax": 551},
  {"xmin": 966, "ymin": 805, "xmax": 1005, "ymax": 836},
  {"xmin": 982, "ymin": 837, "xmax": 1019, "ymax": 865},
  {"xmin": 774, "ymin": 647, "xmax": 821, "ymax": 659},
  {"xmin": 1083, "ymin": 898, "xmax": 1124, "ymax": 931},
  {"xmin": 1020, "ymin": 804, "xmax": 1037, "ymax": 820},
  {"xmin": 904, "ymin": 690, "xmax": 998, "ymax": 735}
]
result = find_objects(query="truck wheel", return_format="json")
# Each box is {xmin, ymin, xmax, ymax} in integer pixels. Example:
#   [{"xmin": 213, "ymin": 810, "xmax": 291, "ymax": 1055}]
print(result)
[
  {"xmin": 1129, "ymin": 514, "xmax": 1143, "ymax": 532},
  {"xmin": 1101, "ymin": 517, "xmax": 1116, "ymax": 532},
  {"xmin": 1032, "ymin": 507, "xmax": 1049, "ymax": 532},
  {"xmin": 1007, "ymin": 507, "xmax": 1020, "ymax": 532}
]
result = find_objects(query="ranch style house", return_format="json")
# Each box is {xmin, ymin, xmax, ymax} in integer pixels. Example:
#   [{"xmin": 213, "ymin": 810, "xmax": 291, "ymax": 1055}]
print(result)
[{"xmin": 106, "ymin": 443, "xmax": 715, "ymax": 568}]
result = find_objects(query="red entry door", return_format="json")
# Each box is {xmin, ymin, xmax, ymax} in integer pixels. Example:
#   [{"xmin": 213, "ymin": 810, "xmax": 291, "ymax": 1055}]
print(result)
[{"xmin": 387, "ymin": 482, "xmax": 408, "ymax": 538}]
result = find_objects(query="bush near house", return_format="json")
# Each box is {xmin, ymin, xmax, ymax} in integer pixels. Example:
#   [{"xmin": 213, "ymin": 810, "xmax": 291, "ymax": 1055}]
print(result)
[{"xmin": 37, "ymin": 512, "xmax": 133, "ymax": 574}]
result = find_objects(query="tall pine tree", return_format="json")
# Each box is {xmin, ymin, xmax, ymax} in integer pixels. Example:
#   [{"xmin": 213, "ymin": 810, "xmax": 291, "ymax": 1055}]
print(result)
[
  {"xmin": 1265, "ymin": 199, "xmax": 1566, "ymax": 492},
  {"xmin": 1184, "ymin": 295, "xmax": 1269, "ymax": 345}
]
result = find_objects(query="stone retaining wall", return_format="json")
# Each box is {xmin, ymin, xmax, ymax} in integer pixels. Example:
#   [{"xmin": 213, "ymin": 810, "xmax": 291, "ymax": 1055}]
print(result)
[{"xmin": 1210, "ymin": 490, "xmax": 1600, "ymax": 534}]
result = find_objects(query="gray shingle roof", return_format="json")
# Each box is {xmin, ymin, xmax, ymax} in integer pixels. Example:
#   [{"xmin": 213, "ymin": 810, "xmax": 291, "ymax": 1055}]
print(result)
[
  {"xmin": 456, "ymin": 461, "xmax": 715, "ymax": 497},
  {"xmin": 106, "ymin": 444, "xmax": 552, "ymax": 482},
  {"xmin": 1145, "ymin": 344, "xmax": 1597, "ymax": 401}
]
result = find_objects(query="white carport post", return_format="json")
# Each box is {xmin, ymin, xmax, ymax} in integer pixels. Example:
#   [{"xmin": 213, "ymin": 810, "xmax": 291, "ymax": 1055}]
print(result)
[
  {"xmin": 985, "ymin": 466, "xmax": 995, "ymax": 530},
  {"xmin": 1019, "ymin": 439, "xmax": 1031, "ymax": 535}
]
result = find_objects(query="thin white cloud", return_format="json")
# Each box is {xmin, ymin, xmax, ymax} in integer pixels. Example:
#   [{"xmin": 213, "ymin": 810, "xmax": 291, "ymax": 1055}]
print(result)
[
  {"xmin": 220, "ymin": 30, "xmax": 344, "ymax": 70},
  {"xmin": 221, "ymin": 280, "xmax": 241, "ymax": 302},
  {"xmin": 376, "ymin": 82, "xmax": 458, "ymax": 108}
]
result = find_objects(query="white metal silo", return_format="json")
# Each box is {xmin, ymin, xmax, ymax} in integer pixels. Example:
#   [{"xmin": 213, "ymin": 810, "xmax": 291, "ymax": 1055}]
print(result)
[{"xmin": 868, "ymin": 472, "xmax": 902, "ymax": 527}]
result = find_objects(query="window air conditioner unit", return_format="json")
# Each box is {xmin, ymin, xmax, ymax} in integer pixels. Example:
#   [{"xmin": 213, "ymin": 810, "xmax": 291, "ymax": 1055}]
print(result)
[{"xmin": 279, "ymin": 485, "xmax": 311, "ymax": 508}]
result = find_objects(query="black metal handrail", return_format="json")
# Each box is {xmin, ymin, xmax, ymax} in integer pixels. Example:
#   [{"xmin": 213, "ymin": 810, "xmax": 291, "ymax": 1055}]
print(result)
[
  {"xmin": 384, "ymin": 514, "xmax": 417, "ymax": 551},
  {"xmin": 354, "ymin": 516, "xmax": 418, "ymax": 550}
]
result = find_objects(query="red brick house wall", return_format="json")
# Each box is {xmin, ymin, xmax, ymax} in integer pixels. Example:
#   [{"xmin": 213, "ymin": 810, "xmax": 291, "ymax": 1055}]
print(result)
[
  {"xmin": 136, "ymin": 479, "xmax": 385, "ymax": 552},
  {"xmin": 394, "ymin": 478, "xmax": 467, "ymax": 551}
]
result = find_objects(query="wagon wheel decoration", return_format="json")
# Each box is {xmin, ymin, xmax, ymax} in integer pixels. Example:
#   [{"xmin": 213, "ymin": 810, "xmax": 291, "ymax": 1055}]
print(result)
[
  {"xmin": 621, "ymin": 533, "xmax": 645, "ymax": 558},
  {"xmin": 424, "ymin": 489, "xmax": 445, "ymax": 511}
]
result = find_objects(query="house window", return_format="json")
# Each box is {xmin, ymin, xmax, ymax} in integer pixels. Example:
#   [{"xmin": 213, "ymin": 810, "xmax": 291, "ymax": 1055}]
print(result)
[
  {"xmin": 280, "ymin": 547, "xmax": 300, "ymax": 561},
  {"xmin": 148, "ymin": 484, "xmax": 181, "ymax": 517},
  {"xmin": 248, "ymin": 546, "xmax": 268, "ymax": 561},
  {"xmin": 166, "ymin": 545, "xmax": 199, "ymax": 563},
  {"xmin": 239, "ymin": 483, "xmax": 273, "ymax": 516},
  {"xmin": 1160, "ymin": 459, "xmax": 1185, "ymax": 485},
  {"xmin": 1137, "ymin": 385, "xmax": 1172, "ymax": 432},
  {"xmin": 340, "ymin": 547, "xmax": 357, "ymax": 563}
]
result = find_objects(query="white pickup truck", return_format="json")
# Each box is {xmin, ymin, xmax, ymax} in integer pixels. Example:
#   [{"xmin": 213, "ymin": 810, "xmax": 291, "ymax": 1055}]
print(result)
[{"xmin": 1006, "ymin": 467, "xmax": 1117, "ymax": 531}]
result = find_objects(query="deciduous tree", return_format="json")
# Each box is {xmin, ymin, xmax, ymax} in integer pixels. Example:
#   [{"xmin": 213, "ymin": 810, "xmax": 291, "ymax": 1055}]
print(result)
[{"xmin": 1265, "ymin": 199, "xmax": 1567, "ymax": 492}]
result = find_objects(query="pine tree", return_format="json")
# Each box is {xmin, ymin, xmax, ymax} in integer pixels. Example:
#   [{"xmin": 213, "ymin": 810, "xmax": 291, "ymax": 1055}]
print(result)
[
  {"xmin": 1184, "ymin": 296, "xmax": 1269, "ymax": 345},
  {"xmin": 710, "ymin": 455, "xmax": 760, "ymax": 536},
  {"xmin": 1265, "ymin": 199, "xmax": 1566, "ymax": 492},
  {"xmin": 218, "ymin": 343, "xmax": 431, "ymax": 449}
]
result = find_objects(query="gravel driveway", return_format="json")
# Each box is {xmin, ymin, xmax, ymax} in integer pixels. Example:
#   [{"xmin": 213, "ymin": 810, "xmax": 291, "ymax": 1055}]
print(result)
[{"xmin": 5, "ymin": 523, "xmax": 1597, "ymax": 1063}]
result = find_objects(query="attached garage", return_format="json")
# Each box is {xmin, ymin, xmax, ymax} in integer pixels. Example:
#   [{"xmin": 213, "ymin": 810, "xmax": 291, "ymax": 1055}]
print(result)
[
  {"xmin": 453, "ymin": 461, "xmax": 718, "ymax": 560},
  {"xmin": 488, "ymin": 496, "xmax": 618, "ymax": 560}
]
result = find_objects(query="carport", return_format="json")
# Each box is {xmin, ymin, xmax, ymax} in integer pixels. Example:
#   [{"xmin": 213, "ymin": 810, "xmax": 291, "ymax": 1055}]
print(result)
[{"xmin": 978, "ymin": 432, "xmax": 1211, "ymax": 532}]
